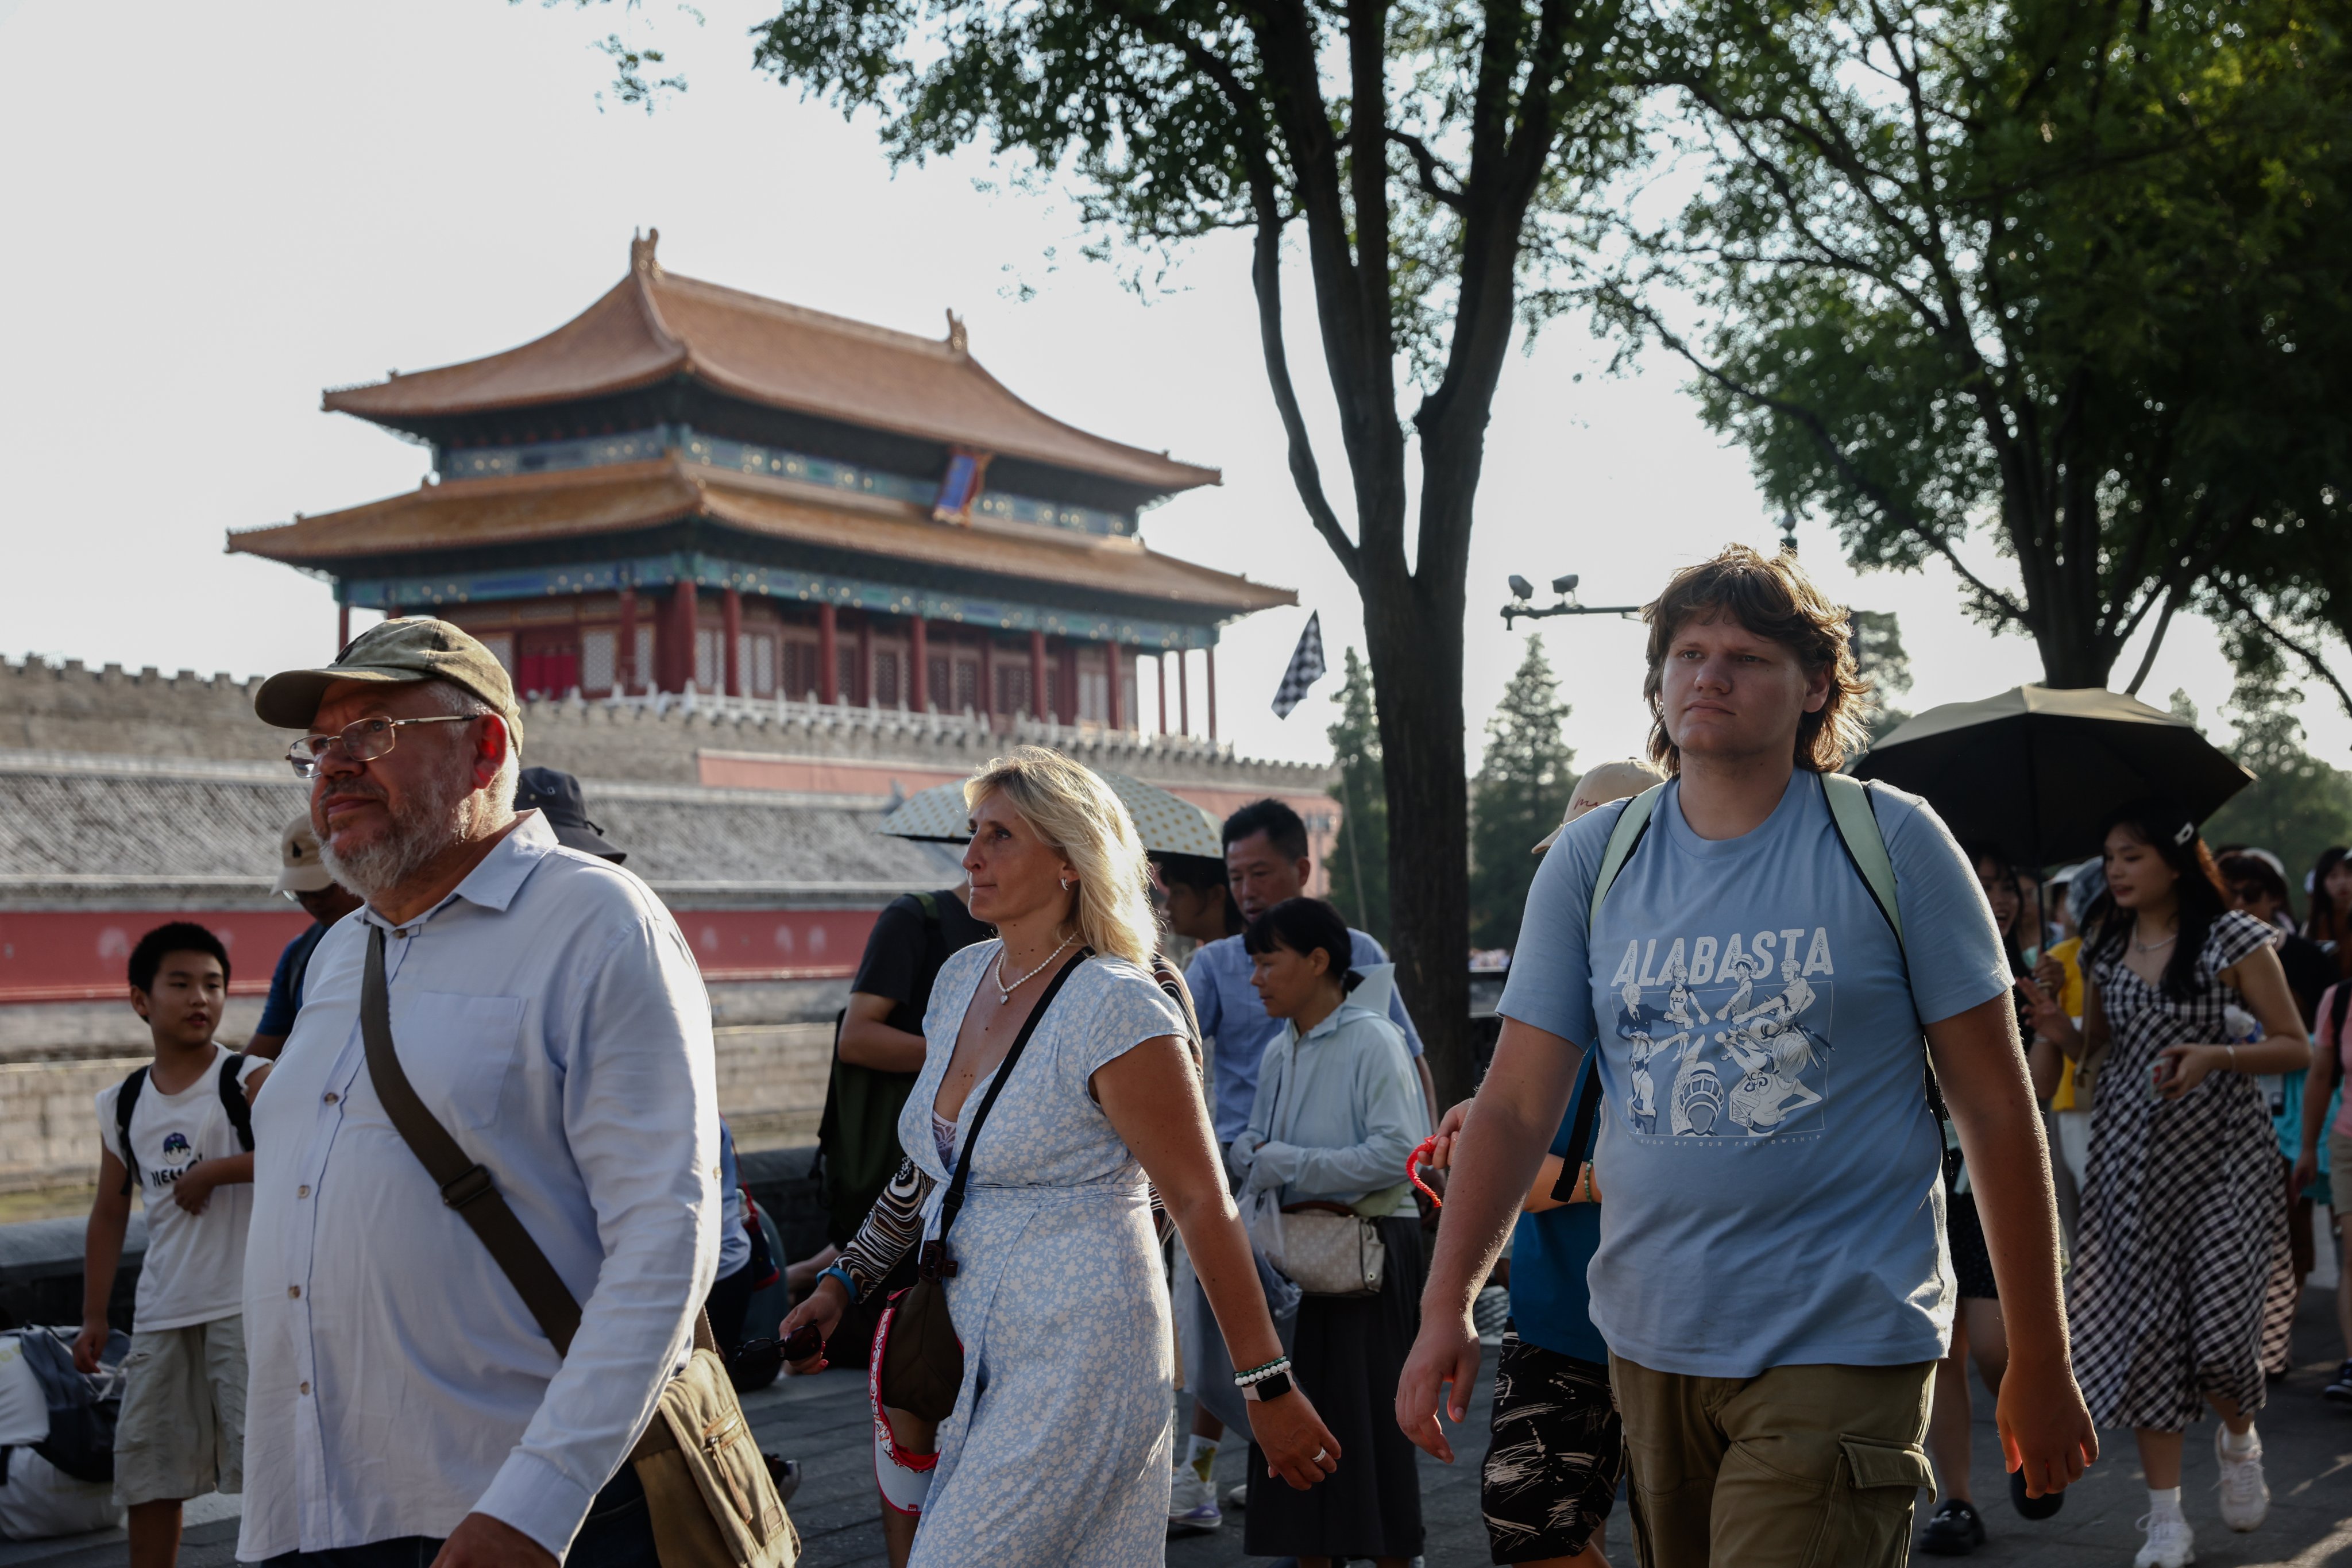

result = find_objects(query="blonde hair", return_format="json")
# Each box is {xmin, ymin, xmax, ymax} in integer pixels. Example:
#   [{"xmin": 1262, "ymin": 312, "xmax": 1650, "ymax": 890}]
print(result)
[{"xmin": 964, "ymin": 747, "xmax": 1159, "ymax": 968}]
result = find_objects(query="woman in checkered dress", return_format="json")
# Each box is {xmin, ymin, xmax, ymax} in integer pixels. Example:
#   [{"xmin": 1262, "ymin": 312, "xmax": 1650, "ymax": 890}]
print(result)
[{"xmin": 2034, "ymin": 804, "xmax": 2311, "ymax": 1567}]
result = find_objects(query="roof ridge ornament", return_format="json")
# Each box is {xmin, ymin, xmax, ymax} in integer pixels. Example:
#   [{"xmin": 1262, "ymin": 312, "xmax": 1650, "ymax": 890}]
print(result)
[
  {"xmin": 632, "ymin": 227, "xmax": 662, "ymax": 277},
  {"xmin": 944, "ymin": 309, "xmax": 968, "ymax": 355}
]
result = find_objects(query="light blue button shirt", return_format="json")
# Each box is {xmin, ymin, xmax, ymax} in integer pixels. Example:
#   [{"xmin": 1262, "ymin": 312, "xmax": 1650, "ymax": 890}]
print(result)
[
  {"xmin": 1189, "ymin": 929, "xmax": 1423, "ymax": 1144},
  {"xmin": 237, "ymin": 812, "xmax": 721, "ymax": 1561}
]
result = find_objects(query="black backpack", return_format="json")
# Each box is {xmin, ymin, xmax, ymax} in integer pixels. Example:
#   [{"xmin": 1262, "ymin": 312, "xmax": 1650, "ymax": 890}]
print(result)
[
  {"xmin": 10, "ymin": 1327, "xmax": 128, "ymax": 1485},
  {"xmin": 114, "ymin": 1054, "xmax": 254, "ymax": 1197}
]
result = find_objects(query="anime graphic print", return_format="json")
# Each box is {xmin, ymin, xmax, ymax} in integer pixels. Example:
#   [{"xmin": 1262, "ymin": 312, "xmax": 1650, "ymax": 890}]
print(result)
[{"xmin": 1608, "ymin": 925, "xmax": 1835, "ymax": 1141}]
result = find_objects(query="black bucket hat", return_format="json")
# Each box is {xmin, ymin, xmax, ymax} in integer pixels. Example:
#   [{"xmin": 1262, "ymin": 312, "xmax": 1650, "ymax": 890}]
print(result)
[{"xmin": 513, "ymin": 767, "xmax": 624, "ymax": 864}]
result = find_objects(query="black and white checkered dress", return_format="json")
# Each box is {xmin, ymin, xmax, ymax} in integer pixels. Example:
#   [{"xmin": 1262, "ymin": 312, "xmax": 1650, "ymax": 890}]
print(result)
[{"xmin": 2068, "ymin": 910, "xmax": 2297, "ymax": 1431}]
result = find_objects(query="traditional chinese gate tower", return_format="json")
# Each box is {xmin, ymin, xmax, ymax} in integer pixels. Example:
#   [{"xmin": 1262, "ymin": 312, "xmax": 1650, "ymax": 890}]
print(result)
[{"xmin": 230, "ymin": 231, "xmax": 1286, "ymax": 737}]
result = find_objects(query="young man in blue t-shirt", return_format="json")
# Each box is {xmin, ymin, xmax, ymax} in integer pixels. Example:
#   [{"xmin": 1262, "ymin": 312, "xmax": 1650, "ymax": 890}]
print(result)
[{"xmin": 1400, "ymin": 546, "xmax": 2096, "ymax": 1568}]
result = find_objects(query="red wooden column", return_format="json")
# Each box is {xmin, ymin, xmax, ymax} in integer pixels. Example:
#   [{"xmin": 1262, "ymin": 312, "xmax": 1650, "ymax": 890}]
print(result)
[
  {"xmin": 979, "ymin": 638, "xmax": 994, "ymax": 723},
  {"xmin": 337, "ymin": 603, "xmax": 350, "ymax": 653},
  {"xmin": 1177, "ymin": 650, "xmax": 1191, "ymax": 735},
  {"xmin": 856, "ymin": 617, "xmax": 874, "ymax": 708},
  {"xmin": 721, "ymin": 588, "xmax": 743, "ymax": 697},
  {"xmin": 1106, "ymin": 641, "xmax": 1124, "ymax": 730},
  {"xmin": 815, "ymin": 603, "xmax": 838, "ymax": 704},
  {"xmin": 1029, "ymin": 629, "xmax": 1049, "ymax": 720},
  {"xmin": 909, "ymin": 617, "xmax": 929, "ymax": 712},
  {"xmin": 1206, "ymin": 646, "xmax": 1218, "ymax": 740},
  {"xmin": 666, "ymin": 580, "xmax": 697, "ymax": 692},
  {"xmin": 616, "ymin": 587, "xmax": 638, "ymax": 694},
  {"xmin": 1157, "ymin": 654, "xmax": 1169, "ymax": 735}
]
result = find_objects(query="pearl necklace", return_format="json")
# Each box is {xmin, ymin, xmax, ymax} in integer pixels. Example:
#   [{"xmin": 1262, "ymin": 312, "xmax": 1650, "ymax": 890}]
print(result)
[
  {"xmin": 995, "ymin": 934, "xmax": 1075, "ymax": 1002},
  {"xmin": 2133, "ymin": 928, "xmax": 2178, "ymax": 952}
]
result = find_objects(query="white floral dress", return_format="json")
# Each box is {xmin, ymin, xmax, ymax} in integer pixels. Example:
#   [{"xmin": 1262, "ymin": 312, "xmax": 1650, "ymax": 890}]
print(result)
[{"xmin": 900, "ymin": 944, "xmax": 1189, "ymax": 1568}]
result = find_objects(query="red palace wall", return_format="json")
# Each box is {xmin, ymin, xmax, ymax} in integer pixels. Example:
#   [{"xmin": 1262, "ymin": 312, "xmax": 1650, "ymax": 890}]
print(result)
[{"xmin": 0, "ymin": 908, "xmax": 878, "ymax": 1003}]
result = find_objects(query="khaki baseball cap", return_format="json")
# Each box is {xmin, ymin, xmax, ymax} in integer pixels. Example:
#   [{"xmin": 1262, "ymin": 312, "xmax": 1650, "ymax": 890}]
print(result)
[
  {"xmin": 273, "ymin": 812, "xmax": 334, "ymax": 895},
  {"xmin": 253, "ymin": 617, "xmax": 524, "ymax": 743}
]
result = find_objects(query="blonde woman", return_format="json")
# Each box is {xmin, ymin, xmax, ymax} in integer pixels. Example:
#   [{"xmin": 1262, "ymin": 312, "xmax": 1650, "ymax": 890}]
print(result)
[{"xmin": 781, "ymin": 747, "xmax": 1338, "ymax": 1567}]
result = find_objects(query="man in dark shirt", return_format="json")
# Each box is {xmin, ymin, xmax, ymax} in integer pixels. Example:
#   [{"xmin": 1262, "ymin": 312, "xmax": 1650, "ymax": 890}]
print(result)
[
  {"xmin": 824, "ymin": 884, "xmax": 990, "ymax": 1239},
  {"xmin": 247, "ymin": 814, "xmax": 362, "ymax": 1059}
]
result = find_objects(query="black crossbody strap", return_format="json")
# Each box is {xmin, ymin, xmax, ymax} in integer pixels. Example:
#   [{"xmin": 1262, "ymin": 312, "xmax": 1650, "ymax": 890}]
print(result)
[
  {"xmin": 930, "ymin": 947, "xmax": 1090, "ymax": 1259},
  {"xmin": 361, "ymin": 924, "xmax": 585, "ymax": 1355}
]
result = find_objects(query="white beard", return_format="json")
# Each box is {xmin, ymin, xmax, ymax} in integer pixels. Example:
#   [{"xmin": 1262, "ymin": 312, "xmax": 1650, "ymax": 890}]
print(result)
[{"xmin": 318, "ymin": 765, "xmax": 498, "ymax": 902}]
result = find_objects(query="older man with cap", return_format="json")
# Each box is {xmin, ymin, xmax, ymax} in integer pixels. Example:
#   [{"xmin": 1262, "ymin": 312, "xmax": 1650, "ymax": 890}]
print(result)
[
  {"xmin": 235, "ymin": 619, "xmax": 720, "ymax": 1568},
  {"xmin": 248, "ymin": 816, "xmax": 364, "ymax": 1060}
]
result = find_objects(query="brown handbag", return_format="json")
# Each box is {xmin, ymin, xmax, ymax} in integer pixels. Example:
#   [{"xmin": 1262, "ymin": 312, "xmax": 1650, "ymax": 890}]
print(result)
[
  {"xmin": 875, "ymin": 948, "xmax": 1088, "ymax": 1423},
  {"xmin": 359, "ymin": 926, "xmax": 797, "ymax": 1568}
]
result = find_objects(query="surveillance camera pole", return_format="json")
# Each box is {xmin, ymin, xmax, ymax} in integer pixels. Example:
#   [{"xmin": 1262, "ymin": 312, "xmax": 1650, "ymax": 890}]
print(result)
[{"xmin": 1501, "ymin": 596, "xmax": 1643, "ymax": 630}]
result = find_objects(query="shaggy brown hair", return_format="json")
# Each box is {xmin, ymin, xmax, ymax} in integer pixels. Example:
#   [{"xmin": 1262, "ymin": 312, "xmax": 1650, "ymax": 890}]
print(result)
[{"xmin": 1641, "ymin": 545, "xmax": 1871, "ymax": 775}]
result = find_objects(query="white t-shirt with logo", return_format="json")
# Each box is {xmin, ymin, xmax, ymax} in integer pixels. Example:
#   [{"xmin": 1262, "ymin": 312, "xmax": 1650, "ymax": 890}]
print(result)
[{"xmin": 95, "ymin": 1047, "xmax": 267, "ymax": 1332}]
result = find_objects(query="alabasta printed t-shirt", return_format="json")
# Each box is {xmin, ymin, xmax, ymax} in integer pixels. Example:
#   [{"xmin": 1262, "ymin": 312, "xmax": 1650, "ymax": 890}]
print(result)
[
  {"xmin": 1497, "ymin": 769, "xmax": 2011, "ymax": 1379},
  {"xmin": 95, "ymin": 1046, "xmax": 267, "ymax": 1333}
]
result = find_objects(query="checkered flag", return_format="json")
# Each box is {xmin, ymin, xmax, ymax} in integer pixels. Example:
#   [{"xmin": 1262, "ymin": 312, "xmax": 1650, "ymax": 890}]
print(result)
[{"xmin": 1270, "ymin": 612, "xmax": 1327, "ymax": 718}]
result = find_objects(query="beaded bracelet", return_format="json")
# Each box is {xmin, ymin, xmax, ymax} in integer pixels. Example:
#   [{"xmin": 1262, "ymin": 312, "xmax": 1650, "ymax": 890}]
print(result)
[{"xmin": 1233, "ymin": 1356, "xmax": 1293, "ymax": 1388}]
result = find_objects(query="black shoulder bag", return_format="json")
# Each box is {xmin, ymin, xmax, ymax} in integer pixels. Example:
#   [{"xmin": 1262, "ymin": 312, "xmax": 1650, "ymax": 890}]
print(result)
[{"xmin": 876, "ymin": 947, "xmax": 1089, "ymax": 1422}]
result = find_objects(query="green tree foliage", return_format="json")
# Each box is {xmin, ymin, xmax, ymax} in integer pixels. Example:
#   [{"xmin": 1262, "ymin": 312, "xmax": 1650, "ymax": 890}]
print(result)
[
  {"xmin": 1324, "ymin": 648, "xmax": 1391, "ymax": 944},
  {"xmin": 739, "ymin": 0, "xmax": 1644, "ymax": 1103},
  {"xmin": 1596, "ymin": 0, "xmax": 2352, "ymax": 696},
  {"xmin": 2201, "ymin": 663, "xmax": 2352, "ymax": 893},
  {"xmin": 1470, "ymin": 639, "xmax": 1577, "ymax": 951}
]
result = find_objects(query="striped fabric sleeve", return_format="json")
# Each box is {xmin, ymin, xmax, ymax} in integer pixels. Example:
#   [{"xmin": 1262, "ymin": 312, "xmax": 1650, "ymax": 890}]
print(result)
[{"xmin": 837, "ymin": 1156, "xmax": 932, "ymax": 1301}]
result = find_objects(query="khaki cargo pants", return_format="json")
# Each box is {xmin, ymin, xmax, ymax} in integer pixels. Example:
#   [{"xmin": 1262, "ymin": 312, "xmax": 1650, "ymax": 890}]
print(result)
[{"xmin": 1611, "ymin": 1354, "xmax": 1935, "ymax": 1568}]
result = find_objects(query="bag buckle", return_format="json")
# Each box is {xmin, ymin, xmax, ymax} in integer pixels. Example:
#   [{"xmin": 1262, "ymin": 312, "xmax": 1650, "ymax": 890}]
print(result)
[
  {"xmin": 917, "ymin": 1240, "xmax": 958, "ymax": 1282},
  {"xmin": 440, "ymin": 1164, "xmax": 495, "ymax": 1210}
]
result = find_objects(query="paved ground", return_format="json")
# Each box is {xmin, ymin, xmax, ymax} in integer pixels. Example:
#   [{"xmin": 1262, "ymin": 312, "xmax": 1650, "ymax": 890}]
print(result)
[{"xmin": 6, "ymin": 1294, "xmax": 2346, "ymax": 1567}]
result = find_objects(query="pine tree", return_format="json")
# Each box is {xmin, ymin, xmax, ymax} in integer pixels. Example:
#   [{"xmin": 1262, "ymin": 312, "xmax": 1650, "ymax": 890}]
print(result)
[
  {"xmin": 2200, "ymin": 663, "xmax": 2352, "ymax": 891},
  {"xmin": 1470, "ymin": 638, "xmax": 1577, "ymax": 952},
  {"xmin": 1849, "ymin": 610, "xmax": 1913, "ymax": 745},
  {"xmin": 1324, "ymin": 648, "xmax": 1390, "ymax": 944}
]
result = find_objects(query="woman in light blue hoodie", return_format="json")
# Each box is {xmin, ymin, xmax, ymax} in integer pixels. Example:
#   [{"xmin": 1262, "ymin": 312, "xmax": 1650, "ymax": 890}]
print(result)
[{"xmin": 1231, "ymin": 897, "xmax": 1431, "ymax": 1568}]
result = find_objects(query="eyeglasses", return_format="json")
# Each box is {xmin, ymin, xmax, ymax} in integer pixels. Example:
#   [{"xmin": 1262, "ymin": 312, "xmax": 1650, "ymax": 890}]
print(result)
[{"xmin": 285, "ymin": 715, "xmax": 474, "ymax": 778}]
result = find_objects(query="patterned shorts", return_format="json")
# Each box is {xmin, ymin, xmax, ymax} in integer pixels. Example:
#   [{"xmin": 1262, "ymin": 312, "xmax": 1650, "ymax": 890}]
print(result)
[{"xmin": 1480, "ymin": 1332, "xmax": 1623, "ymax": 1565}]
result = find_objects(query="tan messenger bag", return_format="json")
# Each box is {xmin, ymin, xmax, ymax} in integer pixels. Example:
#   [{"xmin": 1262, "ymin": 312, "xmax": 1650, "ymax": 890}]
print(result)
[{"xmin": 360, "ymin": 927, "xmax": 798, "ymax": 1568}]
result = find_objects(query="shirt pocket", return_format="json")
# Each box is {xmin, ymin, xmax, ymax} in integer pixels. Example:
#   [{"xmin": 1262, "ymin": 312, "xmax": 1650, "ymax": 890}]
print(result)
[{"xmin": 394, "ymin": 991, "xmax": 526, "ymax": 1133}]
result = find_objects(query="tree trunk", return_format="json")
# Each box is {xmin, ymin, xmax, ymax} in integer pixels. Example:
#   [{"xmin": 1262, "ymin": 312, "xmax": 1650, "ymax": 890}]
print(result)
[{"xmin": 1364, "ymin": 523, "xmax": 1476, "ymax": 1113}]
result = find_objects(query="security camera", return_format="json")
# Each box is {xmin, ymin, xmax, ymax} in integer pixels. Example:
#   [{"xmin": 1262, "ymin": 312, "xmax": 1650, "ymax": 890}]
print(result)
[
  {"xmin": 1508, "ymin": 575, "xmax": 1535, "ymax": 601},
  {"xmin": 1551, "ymin": 573, "xmax": 1579, "ymax": 595}
]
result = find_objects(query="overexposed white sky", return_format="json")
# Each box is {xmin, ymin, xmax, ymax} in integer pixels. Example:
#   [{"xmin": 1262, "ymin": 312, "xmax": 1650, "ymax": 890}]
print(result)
[{"xmin": 2, "ymin": 0, "xmax": 2338, "ymax": 772}]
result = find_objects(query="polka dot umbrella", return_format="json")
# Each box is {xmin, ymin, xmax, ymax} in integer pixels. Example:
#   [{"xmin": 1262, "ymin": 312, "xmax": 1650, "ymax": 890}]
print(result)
[{"xmin": 876, "ymin": 767, "xmax": 1223, "ymax": 859}]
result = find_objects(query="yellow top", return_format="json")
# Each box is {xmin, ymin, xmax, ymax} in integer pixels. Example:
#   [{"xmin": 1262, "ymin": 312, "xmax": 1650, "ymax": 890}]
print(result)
[{"xmin": 2046, "ymin": 937, "xmax": 2086, "ymax": 1111}]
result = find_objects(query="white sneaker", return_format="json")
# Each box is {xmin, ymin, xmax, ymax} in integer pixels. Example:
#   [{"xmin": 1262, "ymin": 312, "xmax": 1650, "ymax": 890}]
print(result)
[
  {"xmin": 1224, "ymin": 1482, "xmax": 1249, "ymax": 1511},
  {"xmin": 1168, "ymin": 1467, "xmax": 1222, "ymax": 1534},
  {"xmin": 2214, "ymin": 1425, "xmax": 2269, "ymax": 1532},
  {"xmin": 2134, "ymin": 1512, "xmax": 2195, "ymax": 1567}
]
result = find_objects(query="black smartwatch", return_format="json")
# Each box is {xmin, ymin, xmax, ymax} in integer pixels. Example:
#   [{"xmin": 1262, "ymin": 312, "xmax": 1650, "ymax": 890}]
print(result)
[{"xmin": 1242, "ymin": 1370, "xmax": 1293, "ymax": 1402}]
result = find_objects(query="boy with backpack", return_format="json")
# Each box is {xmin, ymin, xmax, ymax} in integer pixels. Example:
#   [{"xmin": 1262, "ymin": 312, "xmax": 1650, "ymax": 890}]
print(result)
[
  {"xmin": 1401, "ymin": 546, "xmax": 2096, "ymax": 1568},
  {"xmin": 74, "ymin": 922, "xmax": 269, "ymax": 1568}
]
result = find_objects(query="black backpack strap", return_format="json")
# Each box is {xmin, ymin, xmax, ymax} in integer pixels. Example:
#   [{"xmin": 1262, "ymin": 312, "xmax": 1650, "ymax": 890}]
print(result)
[
  {"xmin": 114, "ymin": 1067, "xmax": 150, "ymax": 1196},
  {"xmin": 1547, "ymin": 1049, "xmax": 1605, "ymax": 1203},
  {"xmin": 218, "ymin": 1052, "xmax": 255, "ymax": 1152},
  {"xmin": 919, "ymin": 947, "xmax": 1090, "ymax": 1280}
]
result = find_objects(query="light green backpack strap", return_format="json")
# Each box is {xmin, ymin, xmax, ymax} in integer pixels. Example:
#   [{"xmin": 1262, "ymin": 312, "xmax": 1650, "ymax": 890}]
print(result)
[
  {"xmin": 1588, "ymin": 784, "xmax": 1667, "ymax": 933},
  {"xmin": 1821, "ymin": 773, "xmax": 1901, "ymax": 951}
]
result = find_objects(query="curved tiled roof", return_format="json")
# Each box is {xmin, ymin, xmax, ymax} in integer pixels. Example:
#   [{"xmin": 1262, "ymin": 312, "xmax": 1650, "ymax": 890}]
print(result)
[
  {"xmin": 226, "ymin": 457, "xmax": 1296, "ymax": 617},
  {"xmin": 322, "ymin": 232, "xmax": 1219, "ymax": 496}
]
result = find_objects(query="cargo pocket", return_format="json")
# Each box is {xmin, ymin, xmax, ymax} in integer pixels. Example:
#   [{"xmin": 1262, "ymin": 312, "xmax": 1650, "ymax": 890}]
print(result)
[{"xmin": 1804, "ymin": 1436, "xmax": 1934, "ymax": 1568}]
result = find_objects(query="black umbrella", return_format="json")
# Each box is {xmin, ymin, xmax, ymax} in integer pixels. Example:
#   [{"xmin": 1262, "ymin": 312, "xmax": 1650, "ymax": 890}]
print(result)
[{"xmin": 1851, "ymin": 685, "xmax": 2254, "ymax": 871}]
